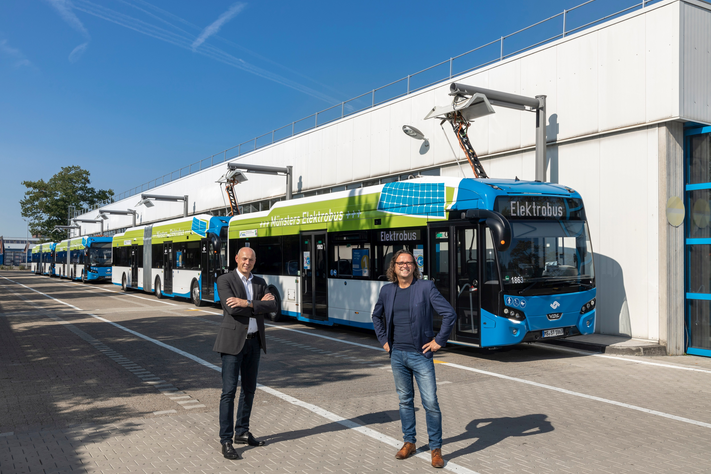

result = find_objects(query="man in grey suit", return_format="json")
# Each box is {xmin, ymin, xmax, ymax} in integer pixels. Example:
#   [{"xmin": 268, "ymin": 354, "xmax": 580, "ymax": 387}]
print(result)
[{"xmin": 214, "ymin": 247, "xmax": 277, "ymax": 460}]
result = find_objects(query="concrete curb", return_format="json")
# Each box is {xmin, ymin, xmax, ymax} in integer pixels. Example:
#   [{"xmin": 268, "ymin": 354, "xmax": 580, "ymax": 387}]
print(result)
[{"xmin": 542, "ymin": 339, "xmax": 668, "ymax": 356}]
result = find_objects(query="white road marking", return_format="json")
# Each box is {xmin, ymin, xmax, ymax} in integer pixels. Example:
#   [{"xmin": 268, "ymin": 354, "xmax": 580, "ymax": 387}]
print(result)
[
  {"xmin": 535, "ymin": 342, "xmax": 711, "ymax": 374},
  {"xmin": 441, "ymin": 361, "xmax": 711, "ymax": 430},
  {"xmin": 125, "ymin": 294, "xmax": 178, "ymax": 305}
]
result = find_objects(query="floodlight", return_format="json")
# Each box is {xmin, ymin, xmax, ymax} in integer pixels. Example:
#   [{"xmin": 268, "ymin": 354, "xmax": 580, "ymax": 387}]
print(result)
[
  {"xmin": 402, "ymin": 125, "xmax": 426, "ymax": 140},
  {"xmin": 136, "ymin": 198, "xmax": 155, "ymax": 208},
  {"xmin": 226, "ymin": 162, "xmax": 293, "ymax": 200},
  {"xmin": 135, "ymin": 194, "xmax": 187, "ymax": 216},
  {"xmin": 425, "ymin": 93, "xmax": 495, "ymax": 122},
  {"xmin": 97, "ymin": 209, "xmax": 137, "ymax": 227},
  {"xmin": 217, "ymin": 169, "xmax": 248, "ymax": 184}
]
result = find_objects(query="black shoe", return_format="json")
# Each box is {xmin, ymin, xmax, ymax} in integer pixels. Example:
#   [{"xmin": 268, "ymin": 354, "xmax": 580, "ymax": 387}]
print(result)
[
  {"xmin": 221, "ymin": 441, "xmax": 241, "ymax": 460},
  {"xmin": 234, "ymin": 432, "xmax": 265, "ymax": 447}
]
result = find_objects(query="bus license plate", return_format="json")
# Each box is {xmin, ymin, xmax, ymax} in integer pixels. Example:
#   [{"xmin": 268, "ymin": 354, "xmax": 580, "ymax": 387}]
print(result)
[{"xmin": 543, "ymin": 328, "xmax": 564, "ymax": 338}]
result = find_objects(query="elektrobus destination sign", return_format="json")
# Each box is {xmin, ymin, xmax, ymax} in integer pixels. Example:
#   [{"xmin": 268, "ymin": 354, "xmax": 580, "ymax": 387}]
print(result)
[{"xmin": 494, "ymin": 196, "xmax": 586, "ymax": 221}]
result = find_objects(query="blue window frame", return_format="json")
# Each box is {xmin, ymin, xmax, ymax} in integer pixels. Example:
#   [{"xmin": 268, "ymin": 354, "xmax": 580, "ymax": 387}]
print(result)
[{"xmin": 685, "ymin": 124, "xmax": 711, "ymax": 357}]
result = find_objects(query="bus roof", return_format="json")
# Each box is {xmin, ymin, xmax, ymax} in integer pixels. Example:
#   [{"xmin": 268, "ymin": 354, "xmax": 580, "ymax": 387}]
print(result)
[
  {"xmin": 112, "ymin": 213, "xmax": 229, "ymax": 246},
  {"xmin": 227, "ymin": 177, "xmax": 583, "ymax": 238}
]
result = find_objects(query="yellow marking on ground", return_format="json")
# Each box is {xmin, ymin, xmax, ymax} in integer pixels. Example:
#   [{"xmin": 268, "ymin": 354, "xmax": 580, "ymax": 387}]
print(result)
[
  {"xmin": 433, "ymin": 359, "xmax": 447, "ymax": 364},
  {"xmin": 186, "ymin": 309, "xmax": 201, "ymax": 311}
]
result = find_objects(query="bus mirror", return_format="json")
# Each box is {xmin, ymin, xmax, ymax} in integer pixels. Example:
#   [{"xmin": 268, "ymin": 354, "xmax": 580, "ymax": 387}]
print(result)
[{"xmin": 464, "ymin": 209, "xmax": 511, "ymax": 252}]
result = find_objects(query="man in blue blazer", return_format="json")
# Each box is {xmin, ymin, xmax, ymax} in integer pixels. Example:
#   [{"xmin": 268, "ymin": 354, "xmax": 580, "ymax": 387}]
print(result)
[{"xmin": 372, "ymin": 249, "xmax": 457, "ymax": 469}]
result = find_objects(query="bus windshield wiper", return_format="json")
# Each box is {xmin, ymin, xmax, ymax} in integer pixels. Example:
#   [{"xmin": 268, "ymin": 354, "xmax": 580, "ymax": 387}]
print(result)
[
  {"xmin": 518, "ymin": 277, "xmax": 591, "ymax": 295},
  {"xmin": 518, "ymin": 280, "xmax": 543, "ymax": 295}
]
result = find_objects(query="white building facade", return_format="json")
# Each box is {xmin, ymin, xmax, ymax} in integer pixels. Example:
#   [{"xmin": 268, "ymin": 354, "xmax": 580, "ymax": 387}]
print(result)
[{"xmin": 78, "ymin": 0, "xmax": 711, "ymax": 356}]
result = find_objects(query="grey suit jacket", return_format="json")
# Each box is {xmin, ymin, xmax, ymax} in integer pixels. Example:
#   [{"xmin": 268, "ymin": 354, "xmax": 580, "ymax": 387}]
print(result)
[{"xmin": 212, "ymin": 270, "xmax": 277, "ymax": 355}]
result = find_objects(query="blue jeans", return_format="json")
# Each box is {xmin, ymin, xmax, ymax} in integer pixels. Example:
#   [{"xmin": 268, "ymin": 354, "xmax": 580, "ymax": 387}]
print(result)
[
  {"xmin": 390, "ymin": 349, "xmax": 442, "ymax": 449},
  {"xmin": 219, "ymin": 337, "xmax": 261, "ymax": 443}
]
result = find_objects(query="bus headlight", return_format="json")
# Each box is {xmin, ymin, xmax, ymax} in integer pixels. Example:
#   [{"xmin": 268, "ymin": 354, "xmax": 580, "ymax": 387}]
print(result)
[
  {"xmin": 503, "ymin": 306, "xmax": 526, "ymax": 321},
  {"xmin": 580, "ymin": 298, "xmax": 596, "ymax": 315}
]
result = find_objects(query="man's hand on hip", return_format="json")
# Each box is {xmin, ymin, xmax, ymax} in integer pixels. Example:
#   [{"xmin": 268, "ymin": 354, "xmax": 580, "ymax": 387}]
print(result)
[{"xmin": 422, "ymin": 339, "xmax": 441, "ymax": 354}]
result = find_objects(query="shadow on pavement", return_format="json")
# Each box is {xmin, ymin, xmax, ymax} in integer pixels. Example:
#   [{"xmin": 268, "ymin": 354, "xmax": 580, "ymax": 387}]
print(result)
[{"xmin": 443, "ymin": 414, "xmax": 554, "ymax": 459}]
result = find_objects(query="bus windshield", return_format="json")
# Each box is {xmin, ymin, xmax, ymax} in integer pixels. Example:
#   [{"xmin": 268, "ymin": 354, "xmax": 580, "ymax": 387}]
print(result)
[
  {"xmin": 497, "ymin": 220, "xmax": 595, "ymax": 295},
  {"xmin": 89, "ymin": 243, "xmax": 112, "ymax": 267}
]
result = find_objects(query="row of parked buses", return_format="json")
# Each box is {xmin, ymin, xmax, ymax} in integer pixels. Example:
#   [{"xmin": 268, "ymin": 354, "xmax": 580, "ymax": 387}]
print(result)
[
  {"xmin": 32, "ymin": 176, "xmax": 597, "ymax": 349},
  {"xmin": 30, "ymin": 237, "xmax": 113, "ymax": 282}
]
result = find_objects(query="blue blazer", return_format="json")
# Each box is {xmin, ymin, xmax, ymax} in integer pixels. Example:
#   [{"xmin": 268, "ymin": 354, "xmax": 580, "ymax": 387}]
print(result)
[{"xmin": 372, "ymin": 278, "xmax": 457, "ymax": 359}]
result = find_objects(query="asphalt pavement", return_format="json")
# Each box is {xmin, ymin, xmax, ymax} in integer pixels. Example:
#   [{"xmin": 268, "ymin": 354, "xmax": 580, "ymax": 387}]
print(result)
[{"xmin": 2, "ymin": 270, "xmax": 711, "ymax": 474}]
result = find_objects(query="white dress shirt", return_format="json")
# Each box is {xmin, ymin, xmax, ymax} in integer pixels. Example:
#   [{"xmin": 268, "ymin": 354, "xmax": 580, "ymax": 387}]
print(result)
[{"xmin": 236, "ymin": 269, "xmax": 258, "ymax": 335}]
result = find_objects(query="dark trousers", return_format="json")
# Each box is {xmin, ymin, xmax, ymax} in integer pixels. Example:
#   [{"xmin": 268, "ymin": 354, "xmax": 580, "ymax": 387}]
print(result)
[{"xmin": 219, "ymin": 337, "xmax": 261, "ymax": 443}]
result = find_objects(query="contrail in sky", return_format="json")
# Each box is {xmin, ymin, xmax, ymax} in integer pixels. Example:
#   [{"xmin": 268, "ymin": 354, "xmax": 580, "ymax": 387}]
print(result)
[
  {"xmin": 61, "ymin": 0, "xmax": 339, "ymax": 104},
  {"xmin": 120, "ymin": 0, "xmax": 344, "ymax": 100},
  {"xmin": 44, "ymin": 0, "xmax": 91, "ymax": 62},
  {"xmin": 192, "ymin": 2, "xmax": 246, "ymax": 51}
]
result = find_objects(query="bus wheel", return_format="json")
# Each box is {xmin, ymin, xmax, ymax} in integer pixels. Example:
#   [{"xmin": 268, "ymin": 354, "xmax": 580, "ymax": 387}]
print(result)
[
  {"xmin": 155, "ymin": 277, "xmax": 163, "ymax": 299},
  {"xmin": 267, "ymin": 287, "xmax": 284, "ymax": 322},
  {"xmin": 121, "ymin": 274, "xmax": 127, "ymax": 292},
  {"xmin": 81, "ymin": 272, "xmax": 87, "ymax": 284},
  {"xmin": 191, "ymin": 280, "xmax": 202, "ymax": 307}
]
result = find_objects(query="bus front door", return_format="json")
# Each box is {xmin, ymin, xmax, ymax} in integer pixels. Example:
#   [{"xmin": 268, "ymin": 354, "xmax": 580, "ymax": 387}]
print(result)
[
  {"xmin": 200, "ymin": 237, "xmax": 215, "ymax": 302},
  {"xmin": 130, "ymin": 245, "xmax": 139, "ymax": 288},
  {"xmin": 163, "ymin": 242, "xmax": 173, "ymax": 295},
  {"xmin": 428, "ymin": 224, "xmax": 481, "ymax": 346},
  {"xmin": 301, "ymin": 232, "xmax": 328, "ymax": 321}
]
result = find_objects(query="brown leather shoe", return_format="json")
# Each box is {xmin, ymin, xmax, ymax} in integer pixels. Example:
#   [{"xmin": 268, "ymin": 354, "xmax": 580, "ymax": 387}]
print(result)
[
  {"xmin": 395, "ymin": 442, "xmax": 416, "ymax": 460},
  {"xmin": 431, "ymin": 448, "xmax": 444, "ymax": 468}
]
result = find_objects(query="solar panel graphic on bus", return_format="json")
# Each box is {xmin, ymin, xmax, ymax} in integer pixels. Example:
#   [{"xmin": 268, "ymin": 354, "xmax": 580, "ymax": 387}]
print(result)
[
  {"xmin": 191, "ymin": 218, "xmax": 208, "ymax": 237},
  {"xmin": 377, "ymin": 182, "xmax": 446, "ymax": 218}
]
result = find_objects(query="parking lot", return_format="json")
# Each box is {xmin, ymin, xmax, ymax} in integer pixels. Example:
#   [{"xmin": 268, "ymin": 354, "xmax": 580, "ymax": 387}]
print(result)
[{"xmin": 2, "ymin": 271, "xmax": 711, "ymax": 474}]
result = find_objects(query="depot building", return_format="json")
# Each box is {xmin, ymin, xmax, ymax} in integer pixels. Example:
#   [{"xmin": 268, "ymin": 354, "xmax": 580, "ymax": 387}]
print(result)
[{"xmin": 78, "ymin": 0, "xmax": 711, "ymax": 357}]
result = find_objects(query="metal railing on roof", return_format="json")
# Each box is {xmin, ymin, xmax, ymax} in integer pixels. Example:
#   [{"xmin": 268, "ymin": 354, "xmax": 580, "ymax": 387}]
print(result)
[{"xmin": 88, "ymin": 0, "xmax": 660, "ymax": 211}]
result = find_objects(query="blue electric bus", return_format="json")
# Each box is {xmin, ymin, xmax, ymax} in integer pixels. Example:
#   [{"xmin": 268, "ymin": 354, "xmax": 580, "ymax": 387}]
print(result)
[
  {"xmin": 112, "ymin": 215, "xmax": 229, "ymax": 305},
  {"xmin": 225, "ymin": 176, "xmax": 596, "ymax": 348},
  {"xmin": 55, "ymin": 236, "xmax": 113, "ymax": 282},
  {"xmin": 32, "ymin": 242, "xmax": 56, "ymax": 276}
]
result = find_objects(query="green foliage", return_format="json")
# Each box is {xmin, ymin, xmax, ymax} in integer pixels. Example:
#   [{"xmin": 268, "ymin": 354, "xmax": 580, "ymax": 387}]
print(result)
[{"xmin": 20, "ymin": 166, "xmax": 114, "ymax": 242}]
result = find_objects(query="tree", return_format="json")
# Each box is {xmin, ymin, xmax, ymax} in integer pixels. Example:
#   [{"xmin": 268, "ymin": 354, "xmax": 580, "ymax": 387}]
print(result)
[{"xmin": 20, "ymin": 166, "xmax": 114, "ymax": 242}]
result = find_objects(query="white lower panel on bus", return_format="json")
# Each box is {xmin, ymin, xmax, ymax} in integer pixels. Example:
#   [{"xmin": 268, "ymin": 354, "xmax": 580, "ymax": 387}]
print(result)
[{"xmin": 327, "ymin": 279, "xmax": 389, "ymax": 327}]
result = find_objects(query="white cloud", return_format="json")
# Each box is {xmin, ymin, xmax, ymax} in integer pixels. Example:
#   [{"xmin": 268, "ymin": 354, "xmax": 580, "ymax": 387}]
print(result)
[
  {"xmin": 68, "ymin": 42, "xmax": 89, "ymax": 63},
  {"xmin": 45, "ymin": 0, "xmax": 91, "ymax": 39},
  {"xmin": 0, "ymin": 39, "xmax": 33, "ymax": 68},
  {"xmin": 191, "ymin": 2, "xmax": 246, "ymax": 51},
  {"xmin": 45, "ymin": 0, "xmax": 92, "ymax": 63}
]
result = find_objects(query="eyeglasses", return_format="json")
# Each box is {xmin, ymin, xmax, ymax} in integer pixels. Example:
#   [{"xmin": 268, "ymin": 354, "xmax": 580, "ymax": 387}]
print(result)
[{"xmin": 395, "ymin": 261, "xmax": 415, "ymax": 267}]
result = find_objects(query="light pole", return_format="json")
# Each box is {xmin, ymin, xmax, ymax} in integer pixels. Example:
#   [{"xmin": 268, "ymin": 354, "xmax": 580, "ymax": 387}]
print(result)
[
  {"xmin": 136, "ymin": 194, "xmax": 189, "ymax": 217},
  {"xmin": 98, "ymin": 209, "xmax": 137, "ymax": 228},
  {"xmin": 72, "ymin": 218, "xmax": 104, "ymax": 235},
  {"xmin": 22, "ymin": 218, "xmax": 28, "ymax": 266},
  {"xmin": 226, "ymin": 162, "xmax": 293, "ymax": 200}
]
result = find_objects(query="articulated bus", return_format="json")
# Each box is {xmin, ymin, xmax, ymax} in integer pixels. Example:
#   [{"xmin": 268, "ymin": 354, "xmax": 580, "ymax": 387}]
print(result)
[
  {"xmin": 54, "ymin": 237, "xmax": 113, "ymax": 282},
  {"xmin": 225, "ymin": 176, "xmax": 596, "ymax": 348},
  {"xmin": 112, "ymin": 214, "xmax": 229, "ymax": 305},
  {"xmin": 31, "ymin": 242, "xmax": 56, "ymax": 276}
]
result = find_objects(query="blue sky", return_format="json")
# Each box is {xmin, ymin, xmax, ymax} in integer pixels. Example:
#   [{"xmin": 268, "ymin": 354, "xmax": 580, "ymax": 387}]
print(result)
[{"xmin": 1, "ymin": 0, "xmax": 635, "ymax": 237}]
